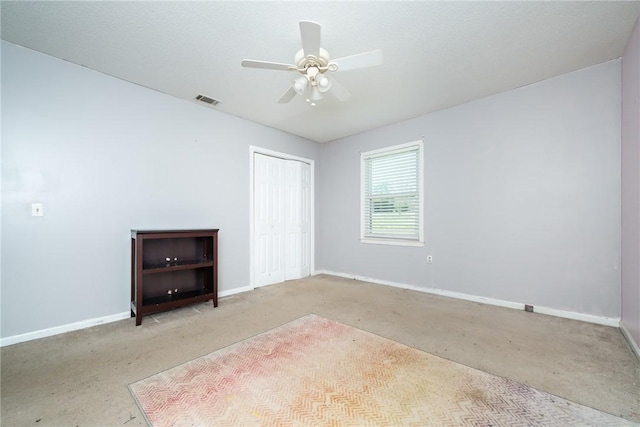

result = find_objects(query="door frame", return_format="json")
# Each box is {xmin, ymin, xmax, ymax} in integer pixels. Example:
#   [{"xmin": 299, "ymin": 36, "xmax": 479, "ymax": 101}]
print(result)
[{"xmin": 249, "ymin": 146, "xmax": 315, "ymax": 288}]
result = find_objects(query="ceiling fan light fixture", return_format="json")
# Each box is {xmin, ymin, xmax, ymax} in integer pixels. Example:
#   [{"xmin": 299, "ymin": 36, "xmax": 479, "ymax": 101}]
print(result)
[
  {"xmin": 317, "ymin": 75, "xmax": 331, "ymax": 93},
  {"xmin": 293, "ymin": 75, "xmax": 309, "ymax": 95}
]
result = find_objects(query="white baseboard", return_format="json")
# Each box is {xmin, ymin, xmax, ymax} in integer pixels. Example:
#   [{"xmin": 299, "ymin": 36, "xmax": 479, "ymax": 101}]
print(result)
[
  {"xmin": 0, "ymin": 286, "xmax": 256, "ymax": 348},
  {"xmin": 219, "ymin": 285, "xmax": 253, "ymax": 297},
  {"xmin": 315, "ymin": 270, "xmax": 621, "ymax": 328},
  {"xmin": 620, "ymin": 322, "xmax": 640, "ymax": 361},
  {"xmin": 2, "ymin": 274, "xmax": 623, "ymax": 347},
  {"xmin": 0, "ymin": 312, "xmax": 131, "ymax": 348}
]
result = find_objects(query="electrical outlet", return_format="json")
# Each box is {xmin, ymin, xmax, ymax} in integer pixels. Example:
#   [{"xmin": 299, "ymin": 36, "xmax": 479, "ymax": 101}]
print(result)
[
  {"xmin": 427, "ymin": 255, "xmax": 433, "ymax": 263},
  {"xmin": 525, "ymin": 304, "xmax": 534, "ymax": 313}
]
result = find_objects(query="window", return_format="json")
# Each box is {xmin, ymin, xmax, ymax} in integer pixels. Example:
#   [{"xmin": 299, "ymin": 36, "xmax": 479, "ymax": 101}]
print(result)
[{"xmin": 361, "ymin": 140, "xmax": 423, "ymax": 246}]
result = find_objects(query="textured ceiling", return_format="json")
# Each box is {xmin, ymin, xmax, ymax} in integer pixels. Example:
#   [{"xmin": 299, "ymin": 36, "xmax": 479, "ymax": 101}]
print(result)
[{"xmin": 2, "ymin": 1, "xmax": 640, "ymax": 143}]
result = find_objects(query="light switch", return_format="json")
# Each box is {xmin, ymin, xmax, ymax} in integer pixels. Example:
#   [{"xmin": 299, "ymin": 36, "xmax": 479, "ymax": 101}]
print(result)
[{"xmin": 31, "ymin": 203, "xmax": 44, "ymax": 217}]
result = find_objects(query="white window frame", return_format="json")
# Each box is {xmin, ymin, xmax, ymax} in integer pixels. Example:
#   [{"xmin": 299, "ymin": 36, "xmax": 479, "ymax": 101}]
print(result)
[{"xmin": 360, "ymin": 140, "xmax": 424, "ymax": 247}]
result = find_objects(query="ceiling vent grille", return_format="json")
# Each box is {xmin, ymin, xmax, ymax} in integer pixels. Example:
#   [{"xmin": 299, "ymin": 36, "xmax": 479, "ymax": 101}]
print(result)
[{"xmin": 195, "ymin": 94, "xmax": 221, "ymax": 106}]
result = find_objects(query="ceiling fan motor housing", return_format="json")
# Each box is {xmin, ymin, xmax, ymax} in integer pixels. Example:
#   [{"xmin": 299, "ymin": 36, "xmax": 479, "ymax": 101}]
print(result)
[
  {"xmin": 294, "ymin": 48, "xmax": 335, "ymax": 95},
  {"xmin": 294, "ymin": 48, "xmax": 331, "ymax": 70}
]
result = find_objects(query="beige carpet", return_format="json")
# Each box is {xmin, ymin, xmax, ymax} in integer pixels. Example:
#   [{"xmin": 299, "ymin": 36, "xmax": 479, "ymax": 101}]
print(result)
[{"xmin": 129, "ymin": 314, "xmax": 636, "ymax": 426}]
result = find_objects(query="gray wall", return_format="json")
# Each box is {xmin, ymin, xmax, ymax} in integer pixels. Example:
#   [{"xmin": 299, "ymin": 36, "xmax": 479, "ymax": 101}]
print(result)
[
  {"xmin": 622, "ymin": 18, "xmax": 640, "ymax": 349},
  {"xmin": 0, "ymin": 39, "xmax": 627, "ymax": 340},
  {"xmin": 1, "ymin": 42, "xmax": 320, "ymax": 338},
  {"xmin": 318, "ymin": 60, "xmax": 622, "ymax": 318}
]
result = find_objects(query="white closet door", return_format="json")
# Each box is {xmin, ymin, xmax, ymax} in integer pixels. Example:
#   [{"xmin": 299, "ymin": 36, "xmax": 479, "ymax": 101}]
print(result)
[
  {"xmin": 254, "ymin": 153, "xmax": 285, "ymax": 286},
  {"xmin": 254, "ymin": 154, "xmax": 311, "ymax": 287},
  {"xmin": 284, "ymin": 160, "xmax": 311, "ymax": 280},
  {"xmin": 298, "ymin": 161, "xmax": 311, "ymax": 278}
]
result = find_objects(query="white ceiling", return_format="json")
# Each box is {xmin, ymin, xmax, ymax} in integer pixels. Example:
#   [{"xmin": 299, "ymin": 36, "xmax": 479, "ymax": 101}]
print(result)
[{"xmin": 2, "ymin": 1, "xmax": 640, "ymax": 143}]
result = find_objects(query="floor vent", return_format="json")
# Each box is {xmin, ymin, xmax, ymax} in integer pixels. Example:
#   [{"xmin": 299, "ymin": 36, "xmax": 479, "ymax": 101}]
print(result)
[{"xmin": 195, "ymin": 94, "xmax": 221, "ymax": 106}]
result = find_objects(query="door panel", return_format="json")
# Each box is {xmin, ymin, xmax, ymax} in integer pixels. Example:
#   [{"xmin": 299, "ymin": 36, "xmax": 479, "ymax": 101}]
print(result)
[
  {"xmin": 254, "ymin": 154, "xmax": 285, "ymax": 286},
  {"xmin": 284, "ymin": 161, "xmax": 302, "ymax": 280},
  {"xmin": 299, "ymin": 162, "xmax": 311, "ymax": 276}
]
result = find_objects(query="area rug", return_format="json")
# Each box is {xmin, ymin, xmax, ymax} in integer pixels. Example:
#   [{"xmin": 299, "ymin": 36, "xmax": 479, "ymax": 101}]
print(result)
[{"xmin": 129, "ymin": 314, "xmax": 635, "ymax": 426}]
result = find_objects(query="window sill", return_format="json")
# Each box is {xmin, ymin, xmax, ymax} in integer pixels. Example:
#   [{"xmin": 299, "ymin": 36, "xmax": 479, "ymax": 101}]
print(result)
[{"xmin": 360, "ymin": 238, "xmax": 425, "ymax": 247}]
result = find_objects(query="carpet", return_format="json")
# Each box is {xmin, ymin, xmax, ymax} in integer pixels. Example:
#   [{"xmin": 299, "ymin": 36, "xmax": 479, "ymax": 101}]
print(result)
[{"xmin": 129, "ymin": 314, "xmax": 636, "ymax": 426}]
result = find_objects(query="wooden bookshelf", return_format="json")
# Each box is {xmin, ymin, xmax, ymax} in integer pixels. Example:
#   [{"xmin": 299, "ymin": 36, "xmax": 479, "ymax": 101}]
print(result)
[{"xmin": 130, "ymin": 229, "xmax": 218, "ymax": 325}]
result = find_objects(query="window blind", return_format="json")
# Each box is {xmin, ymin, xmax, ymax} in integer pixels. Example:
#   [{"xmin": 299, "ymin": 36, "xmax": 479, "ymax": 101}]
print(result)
[{"xmin": 362, "ymin": 143, "xmax": 421, "ymax": 241}]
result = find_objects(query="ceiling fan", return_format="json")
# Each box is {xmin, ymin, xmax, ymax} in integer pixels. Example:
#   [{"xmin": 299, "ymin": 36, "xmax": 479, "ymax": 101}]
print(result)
[{"xmin": 241, "ymin": 21, "xmax": 383, "ymax": 105}]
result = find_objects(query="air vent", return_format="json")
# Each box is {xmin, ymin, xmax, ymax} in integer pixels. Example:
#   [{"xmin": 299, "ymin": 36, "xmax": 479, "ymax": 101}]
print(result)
[{"xmin": 195, "ymin": 94, "xmax": 221, "ymax": 106}]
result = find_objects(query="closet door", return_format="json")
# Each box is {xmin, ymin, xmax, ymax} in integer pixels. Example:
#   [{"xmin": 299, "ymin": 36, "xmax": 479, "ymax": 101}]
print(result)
[
  {"xmin": 254, "ymin": 154, "xmax": 285, "ymax": 286},
  {"xmin": 254, "ymin": 153, "xmax": 310, "ymax": 287},
  {"xmin": 298, "ymin": 160, "xmax": 311, "ymax": 278},
  {"xmin": 284, "ymin": 160, "xmax": 311, "ymax": 280}
]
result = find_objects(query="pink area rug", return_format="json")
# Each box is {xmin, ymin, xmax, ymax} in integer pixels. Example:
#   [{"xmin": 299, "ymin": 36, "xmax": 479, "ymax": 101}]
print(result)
[{"xmin": 129, "ymin": 314, "xmax": 635, "ymax": 426}]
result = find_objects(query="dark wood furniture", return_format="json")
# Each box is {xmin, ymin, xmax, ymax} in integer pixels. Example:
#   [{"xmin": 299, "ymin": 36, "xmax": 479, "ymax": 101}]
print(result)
[{"xmin": 131, "ymin": 229, "xmax": 218, "ymax": 325}]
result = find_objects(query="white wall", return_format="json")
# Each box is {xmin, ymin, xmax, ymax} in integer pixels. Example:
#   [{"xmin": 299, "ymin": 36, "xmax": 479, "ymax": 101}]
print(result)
[
  {"xmin": 318, "ymin": 60, "xmax": 622, "ymax": 319},
  {"xmin": 0, "ymin": 41, "xmax": 320, "ymax": 339},
  {"xmin": 621, "ymin": 18, "xmax": 640, "ymax": 352}
]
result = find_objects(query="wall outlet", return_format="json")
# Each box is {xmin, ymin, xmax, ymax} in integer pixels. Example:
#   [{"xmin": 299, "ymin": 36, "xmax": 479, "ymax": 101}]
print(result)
[
  {"xmin": 525, "ymin": 304, "xmax": 534, "ymax": 313},
  {"xmin": 427, "ymin": 255, "xmax": 433, "ymax": 263}
]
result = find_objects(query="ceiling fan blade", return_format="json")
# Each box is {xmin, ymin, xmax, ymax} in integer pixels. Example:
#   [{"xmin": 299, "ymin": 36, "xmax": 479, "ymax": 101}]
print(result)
[
  {"xmin": 241, "ymin": 59, "xmax": 295, "ymax": 71},
  {"xmin": 328, "ymin": 76, "xmax": 351, "ymax": 102},
  {"xmin": 277, "ymin": 86, "xmax": 297, "ymax": 104},
  {"xmin": 332, "ymin": 50, "xmax": 383, "ymax": 72},
  {"xmin": 299, "ymin": 21, "xmax": 321, "ymax": 58}
]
